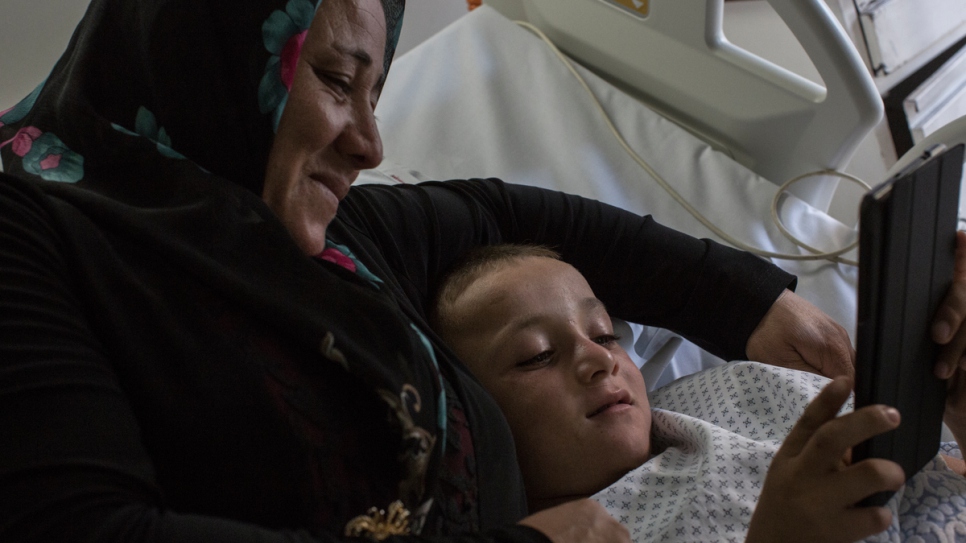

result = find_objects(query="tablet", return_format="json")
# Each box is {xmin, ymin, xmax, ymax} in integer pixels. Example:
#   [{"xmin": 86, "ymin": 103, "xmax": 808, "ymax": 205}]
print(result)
[{"xmin": 853, "ymin": 142, "xmax": 964, "ymax": 507}]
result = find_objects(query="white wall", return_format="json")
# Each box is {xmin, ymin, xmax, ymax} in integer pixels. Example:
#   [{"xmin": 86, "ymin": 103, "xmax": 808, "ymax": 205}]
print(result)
[
  {"xmin": 396, "ymin": 1, "xmax": 468, "ymax": 58},
  {"xmin": 0, "ymin": 0, "xmax": 90, "ymax": 109}
]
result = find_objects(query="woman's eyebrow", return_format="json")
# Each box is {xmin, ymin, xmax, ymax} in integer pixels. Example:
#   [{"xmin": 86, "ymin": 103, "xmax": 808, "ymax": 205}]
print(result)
[
  {"xmin": 333, "ymin": 43, "xmax": 373, "ymax": 67},
  {"xmin": 332, "ymin": 43, "xmax": 386, "ymax": 88}
]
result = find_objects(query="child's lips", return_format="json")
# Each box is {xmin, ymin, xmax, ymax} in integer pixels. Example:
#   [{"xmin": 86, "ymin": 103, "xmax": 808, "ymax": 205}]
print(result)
[{"xmin": 587, "ymin": 389, "xmax": 633, "ymax": 418}]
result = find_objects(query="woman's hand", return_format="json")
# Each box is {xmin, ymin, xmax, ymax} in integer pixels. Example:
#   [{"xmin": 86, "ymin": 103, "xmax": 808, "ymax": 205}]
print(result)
[
  {"xmin": 942, "ymin": 366, "xmax": 966, "ymax": 462},
  {"xmin": 746, "ymin": 290, "xmax": 855, "ymax": 379},
  {"xmin": 930, "ymin": 231, "xmax": 966, "ymax": 455},
  {"xmin": 518, "ymin": 499, "xmax": 630, "ymax": 543},
  {"xmin": 933, "ymin": 232, "xmax": 966, "ymax": 379},
  {"xmin": 746, "ymin": 377, "xmax": 905, "ymax": 543}
]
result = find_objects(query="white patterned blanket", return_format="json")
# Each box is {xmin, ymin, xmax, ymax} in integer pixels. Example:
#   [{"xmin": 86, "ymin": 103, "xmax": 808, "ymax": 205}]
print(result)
[{"xmin": 593, "ymin": 362, "xmax": 966, "ymax": 542}]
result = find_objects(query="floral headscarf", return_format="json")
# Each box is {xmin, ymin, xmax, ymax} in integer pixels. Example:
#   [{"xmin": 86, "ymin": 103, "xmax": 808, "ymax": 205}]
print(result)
[
  {"xmin": 0, "ymin": 0, "xmax": 458, "ymax": 533},
  {"xmin": 0, "ymin": 0, "xmax": 404, "ymax": 195}
]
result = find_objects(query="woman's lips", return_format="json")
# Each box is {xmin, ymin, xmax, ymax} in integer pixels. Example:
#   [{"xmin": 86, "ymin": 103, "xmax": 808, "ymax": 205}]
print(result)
[{"xmin": 309, "ymin": 173, "xmax": 350, "ymax": 201}]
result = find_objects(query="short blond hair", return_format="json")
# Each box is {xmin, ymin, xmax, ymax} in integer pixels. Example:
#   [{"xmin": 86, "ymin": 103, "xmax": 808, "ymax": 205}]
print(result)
[{"xmin": 430, "ymin": 244, "xmax": 561, "ymax": 335}]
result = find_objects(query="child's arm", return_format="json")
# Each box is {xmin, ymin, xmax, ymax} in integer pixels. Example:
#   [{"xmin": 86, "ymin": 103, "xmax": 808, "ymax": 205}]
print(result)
[{"xmin": 746, "ymin": 377, "xmax": 905, "ymax": 543}]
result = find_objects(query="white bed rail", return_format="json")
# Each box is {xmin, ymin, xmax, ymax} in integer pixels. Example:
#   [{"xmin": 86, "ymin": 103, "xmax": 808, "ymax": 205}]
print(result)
[{"xmin": 484, "ymin": 0, "xmax": 883, "ymax": 211}]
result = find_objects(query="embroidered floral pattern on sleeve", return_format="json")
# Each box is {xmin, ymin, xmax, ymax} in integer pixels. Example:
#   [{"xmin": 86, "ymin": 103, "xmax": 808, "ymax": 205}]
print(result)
[
  {"xmin": 259, "ymin": 0, "xmax": 322, "ymax": 131},
  {"xmin": 317, "ymin": 240, "xmax": 447, "ymax": 441}
]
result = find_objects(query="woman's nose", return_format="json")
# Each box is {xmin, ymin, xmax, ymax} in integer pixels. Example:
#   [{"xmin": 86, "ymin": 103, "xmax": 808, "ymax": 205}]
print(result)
[
  {"xmin": 575, "ymin": 339, "xmax": 618, "ymax": 384},
  {"xmin": 337, "ymin": 103, "xmax": 383, "ymax": 170}
]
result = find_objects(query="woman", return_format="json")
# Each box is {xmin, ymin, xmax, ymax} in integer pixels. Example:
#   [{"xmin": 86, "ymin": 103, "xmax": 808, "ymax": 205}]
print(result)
[{"xmin": 1, "ymin": 0, "xmax": 964, "ymax": 541}]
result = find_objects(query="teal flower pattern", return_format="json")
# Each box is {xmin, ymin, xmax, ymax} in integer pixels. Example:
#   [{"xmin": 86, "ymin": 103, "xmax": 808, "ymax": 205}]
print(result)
[
  {"xmin": 1, "ymin": 80, "xmax": 83, "ymax": 182},
  {"xmin": 1, "ymin": 126, "xmax": 84, "ymax": 183},
  {"xmin": 259, "ymin": 0, "xmax": 322, "ymax": 130},
  {"xmin": 409, "ymin": 323, "xmax": 448, "ymax": 442},
  {"xmin": 0, "ymin": 80, "xmax": 45, "ymax": 128},
  {"xmin": 321, "ymin": 240, "xmax": 384, "ymax": 286},
  {"xmin": 111, "ymin": 106, "xmax": 186, "ymax": 160}
]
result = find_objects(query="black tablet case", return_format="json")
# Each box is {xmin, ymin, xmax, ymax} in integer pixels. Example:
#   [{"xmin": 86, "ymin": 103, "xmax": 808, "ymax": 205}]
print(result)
[{"xmin": 853, "ymin": 143, "xmax": 964, "ymax": 507}]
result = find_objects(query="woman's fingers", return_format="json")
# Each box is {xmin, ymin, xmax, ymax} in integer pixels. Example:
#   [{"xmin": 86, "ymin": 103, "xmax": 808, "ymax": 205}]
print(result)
[
  {"xmin": 933, "ymin": 231, "xmax": 966, "ymax": 339},
  {"xmin": 780, "ymin": 377, "xmax": 852, "ymax": 456},
  {"xmin": 745, "ymin": 290, "xmax": 855, "ymax": 379},
  {"xmin": 933, "ymin": 281, "xmax": 966, "ymax": 343},
  {"xmin": 936, "ymin": 303, "xmax": 966, "ymax": 378},
  {"xmin": 944, "ymin": 368, "xmax": 966, "ymax": 447}
]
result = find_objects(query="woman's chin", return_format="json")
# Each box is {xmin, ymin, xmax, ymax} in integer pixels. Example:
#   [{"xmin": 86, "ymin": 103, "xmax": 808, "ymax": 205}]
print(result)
[{"xmin": 286, "ymin": 214, "xmax": 332, "ymax": 256}]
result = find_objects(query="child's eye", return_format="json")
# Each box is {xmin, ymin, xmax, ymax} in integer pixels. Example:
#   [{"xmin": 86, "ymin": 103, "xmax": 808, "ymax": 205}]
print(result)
[
  {"xmin": 594, "ymin": 334, "xmax": 621, "ymax": 346},
  {"xmin": 517, "ymin": 350, "xmax": 553, "ymax": 369}
]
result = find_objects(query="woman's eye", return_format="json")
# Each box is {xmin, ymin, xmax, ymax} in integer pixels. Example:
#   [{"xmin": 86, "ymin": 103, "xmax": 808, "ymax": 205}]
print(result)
[
  {"xmin": 594, "ymin": 334, "xmax": 621, "ymax": 346},
  {"xmin": 517, "ymin": 351, "xmax": 553, "ymax": 369},
  {"xmin": 328, "ymin": 77, "xmax": 351, "ymax": 95},
  {"xmin": 316, "ymin": 70, "xmax": 352, "ymax": 96}
]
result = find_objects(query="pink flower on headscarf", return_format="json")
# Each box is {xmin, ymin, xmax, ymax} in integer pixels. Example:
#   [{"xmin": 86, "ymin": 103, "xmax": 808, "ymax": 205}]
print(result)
[
  {"xmin": 258, "ymin": 0, "xmax": 322, "ymax": 130},
  {"xmin": 39, "ymin": 153, "xmax": 63, "ymax": 170},
  {"xmin": 318, "ymin": 247, "xmax": 358, "ymax": 273},
  {"xmin": 7, "ymin": 126, "xmax": 42, "ymax": 157},
  {"xmin": 280, "ymin": 30, "xmax": 307, "ymax": 90},
  {"xmin": 1, "ymin": 127, "xmax": 84, "ymax": 183}
]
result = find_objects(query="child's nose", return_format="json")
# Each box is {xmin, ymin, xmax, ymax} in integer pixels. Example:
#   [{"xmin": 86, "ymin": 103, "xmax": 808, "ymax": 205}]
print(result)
[{"xmin": 575, "ymin": 339, "xmax": 618, "ymax": 384}]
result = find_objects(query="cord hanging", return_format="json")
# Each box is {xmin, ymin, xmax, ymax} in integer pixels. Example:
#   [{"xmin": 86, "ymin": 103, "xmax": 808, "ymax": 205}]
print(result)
[{"xmin": 515, "ymin": 20, "xmax": 868, "ymax": 266}]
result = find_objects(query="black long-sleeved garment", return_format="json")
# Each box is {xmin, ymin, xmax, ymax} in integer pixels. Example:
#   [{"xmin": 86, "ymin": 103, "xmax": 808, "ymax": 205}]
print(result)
[{"xmin": 0, "ymin": 174, "xmax": 793, "ymax": 542}]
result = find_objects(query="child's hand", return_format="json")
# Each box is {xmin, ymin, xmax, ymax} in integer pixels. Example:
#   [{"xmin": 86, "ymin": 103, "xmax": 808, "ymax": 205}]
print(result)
[{"xmin": 746, "ymin": 377, "xmax": 905, "ymax": 543}]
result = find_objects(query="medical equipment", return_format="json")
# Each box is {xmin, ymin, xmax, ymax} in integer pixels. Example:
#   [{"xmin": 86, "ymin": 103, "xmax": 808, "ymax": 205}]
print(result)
[{"xmin": 484, "ymin": 0, "xmax": 882, "ymax": 212}]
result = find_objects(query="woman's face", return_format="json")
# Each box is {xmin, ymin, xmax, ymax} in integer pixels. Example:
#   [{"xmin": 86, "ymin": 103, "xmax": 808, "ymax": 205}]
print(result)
[
  {"xmin": 263, "ymin": 0, "xmax": 387, "ymax": 255},
  {"xmin": 442, "ymin": 257, "xmax": 652, "ymax": 510}
]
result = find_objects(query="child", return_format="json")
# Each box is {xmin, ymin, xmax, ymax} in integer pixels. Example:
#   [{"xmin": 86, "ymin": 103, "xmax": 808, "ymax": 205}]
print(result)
[{"xmin": 430, "ymin": 244, "xmax": 966, "ymax": 543}]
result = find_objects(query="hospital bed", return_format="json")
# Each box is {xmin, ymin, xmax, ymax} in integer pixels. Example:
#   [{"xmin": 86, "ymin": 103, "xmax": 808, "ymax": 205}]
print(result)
[{"xmin": 362, "ymin": 0, "xmax": 964, "ymax": 389}]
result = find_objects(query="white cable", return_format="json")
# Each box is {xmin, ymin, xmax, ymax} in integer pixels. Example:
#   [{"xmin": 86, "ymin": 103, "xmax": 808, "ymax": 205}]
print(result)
[
  {"xmin": 769, "ymin": 170, "xmax": 871, "ymax": 265},
  {"xmin": 515, "ymin": 20, "xmax": 868, "ymax": 266}
]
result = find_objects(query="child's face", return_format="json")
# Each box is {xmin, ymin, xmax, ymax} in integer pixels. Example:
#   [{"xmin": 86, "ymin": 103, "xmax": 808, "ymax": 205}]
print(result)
[{"xmin": 443, "ymin": 257, "xmax": 652, "ymax": 508}]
